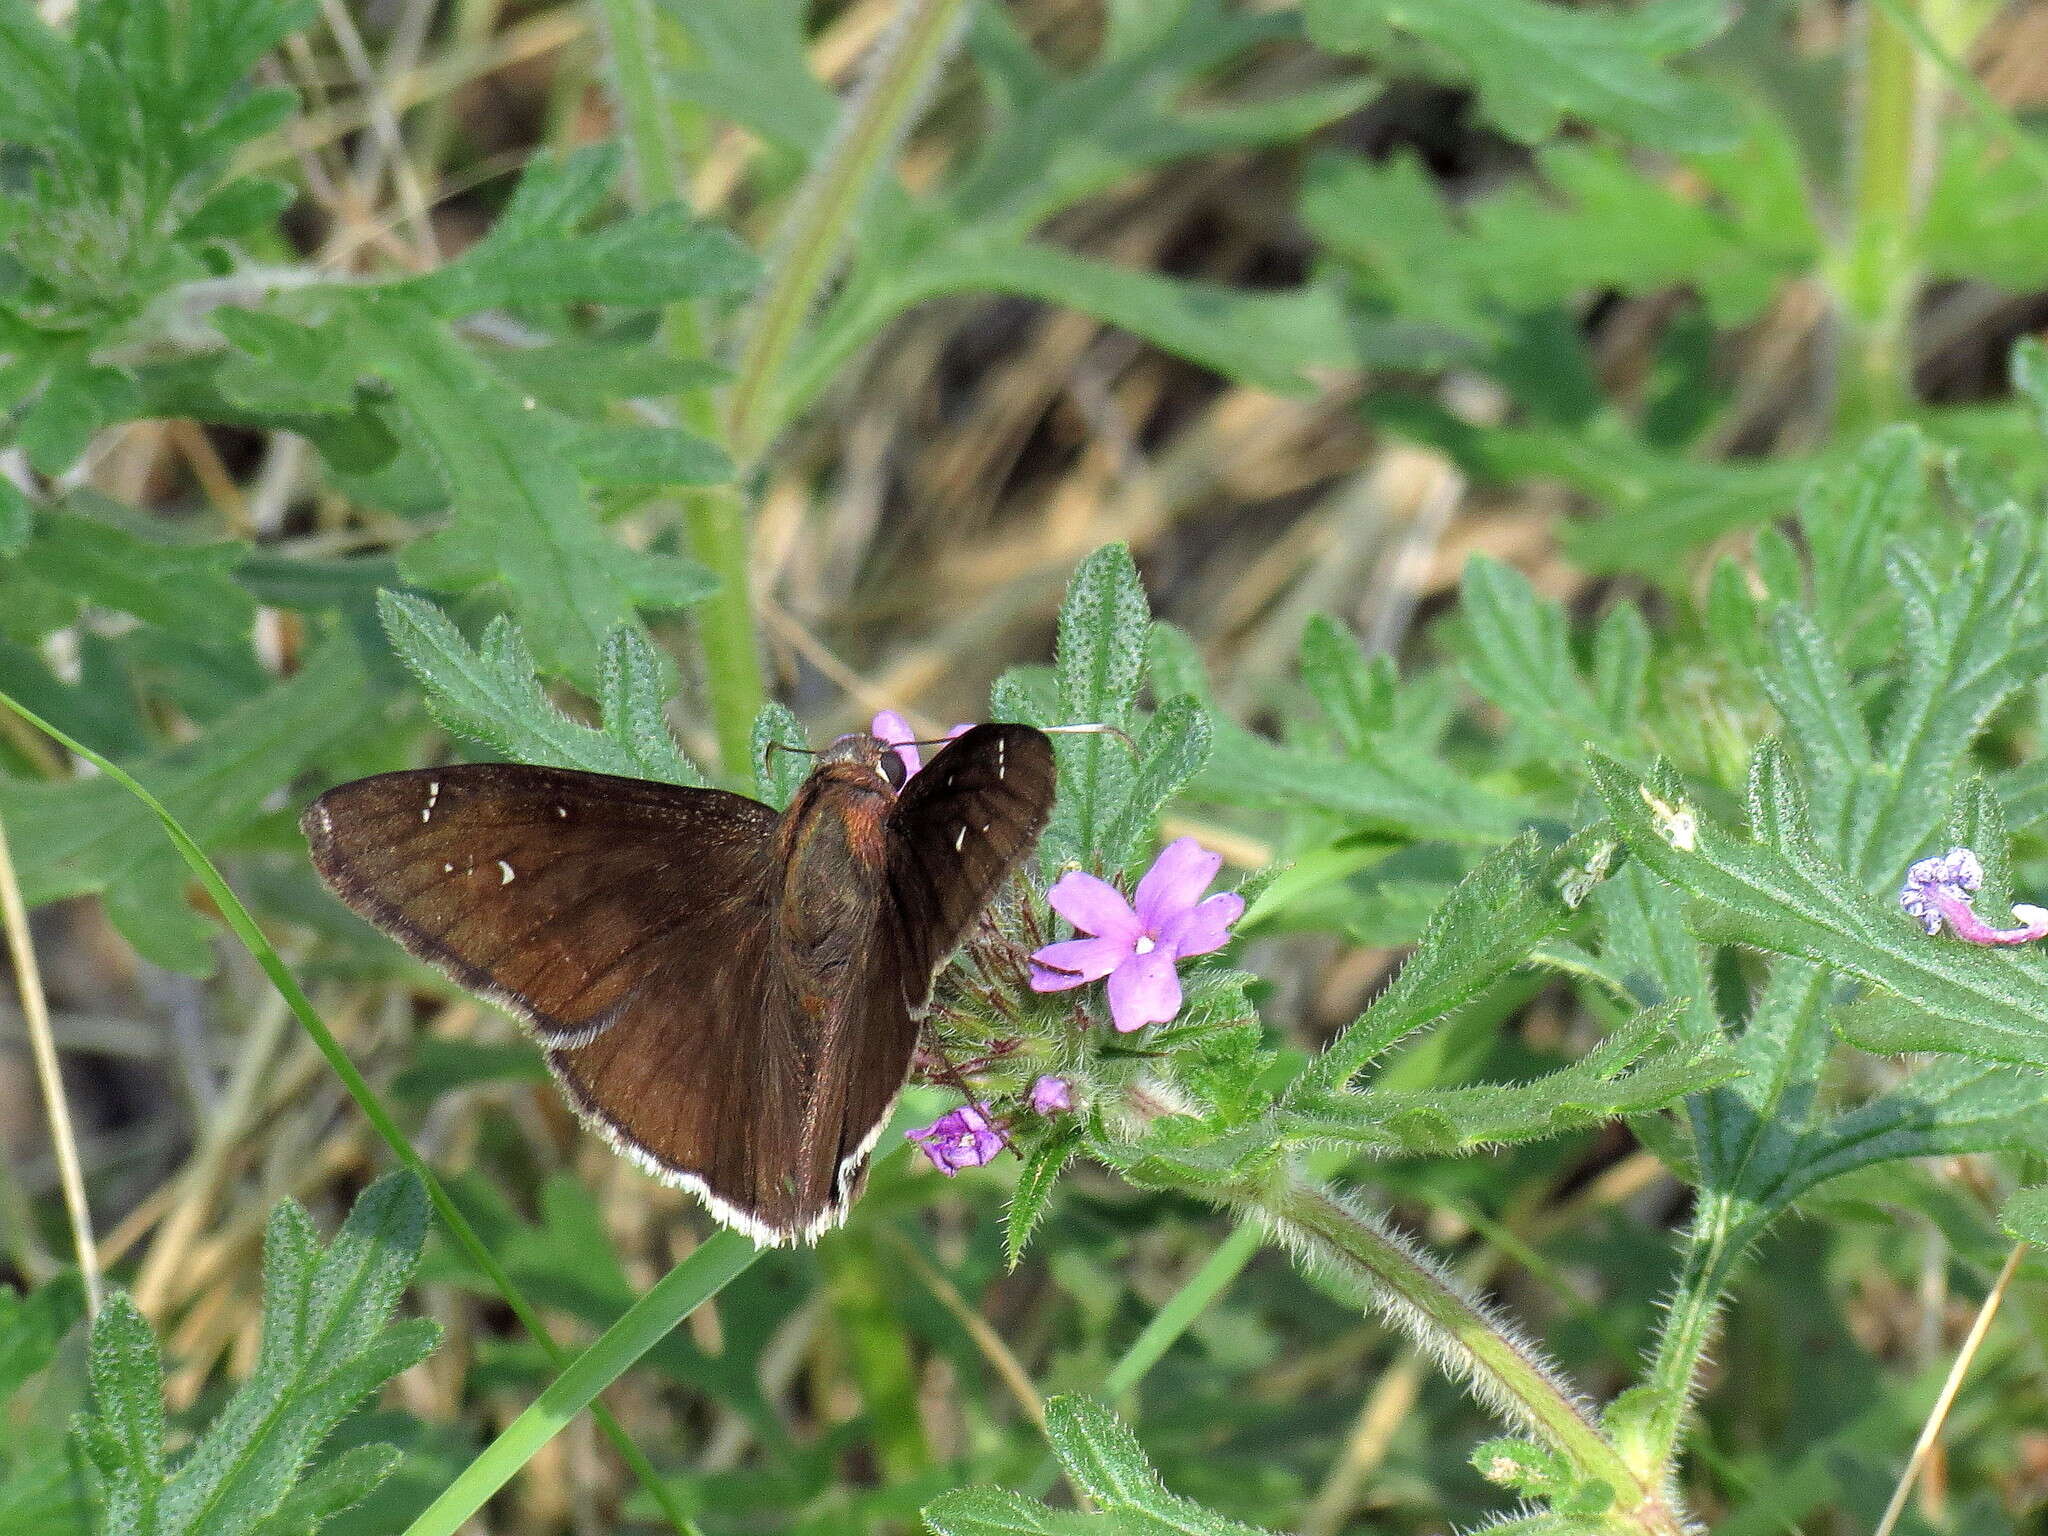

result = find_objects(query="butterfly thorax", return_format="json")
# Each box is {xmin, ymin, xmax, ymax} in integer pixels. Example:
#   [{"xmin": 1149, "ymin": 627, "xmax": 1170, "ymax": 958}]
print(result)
[{"xmin": 773, "ymin": 759, "xmax": 894, "ymax": 969}]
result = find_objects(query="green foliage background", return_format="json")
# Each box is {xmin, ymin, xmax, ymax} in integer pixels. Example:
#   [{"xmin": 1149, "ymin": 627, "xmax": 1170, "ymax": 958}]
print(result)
[{"xmin": 6, "ymin": 1, "xmax": 2048, "ymax": 1533}]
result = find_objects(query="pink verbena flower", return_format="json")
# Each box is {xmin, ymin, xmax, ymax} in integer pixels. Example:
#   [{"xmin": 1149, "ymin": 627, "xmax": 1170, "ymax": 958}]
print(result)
[
  {"xmin": 1900, "ymin": 847, "xmax": 2048, "ymax": 946},
  {"xmin": 872, "ymin": 711, "xmax": 973, "ymax": 782},
  {"xmin": 906, "ymin": 1102, "xmax": 1006, "ymax": 1174},
  {"xmin": 1028, "ymin": 837, "xmax": 1243, "ymax": 1031},
  {"xmin": 1027, "ymin": 1074, "xmax": 1073, "ymax": 1114}
]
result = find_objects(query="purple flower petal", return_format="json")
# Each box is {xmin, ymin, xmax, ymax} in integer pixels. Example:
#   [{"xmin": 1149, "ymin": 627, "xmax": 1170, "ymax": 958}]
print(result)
[
  {"xmin": 1046, "ymin": 870, "xmax": 1142, "ymax": 942},
  {"xmin": 1028, "ymin": 935, "xmax": 1130, "ymax": 991},
  {"xmin": 1133, "ymin": 837, "xmax": 1222, "ymax": 933},
  {"xmin": 1899, "ymin": 846, "xmax": 2048, "ymax": 946},
  {"xmin": 906, "ymin": 1102, "xmax": 1006, "ymax": 1173},
  {"xmin": 1107, "ymin": 949, "xmax": 1183, "ymax": 1032},
  {"xmin": 1932, "ymin": 891, "xmax": 2048, "ymax": 946},
  {"xmin": 871, "ymin": 710, "xmax": 921, "ymax": 778},
  {"xmin": 1027, "ymin": 1075, "xmax": 1073, "ymax": 1114},
  {"xmin": 1159, "ymin": 891, "xmax": 1243, "ymax": 959}
]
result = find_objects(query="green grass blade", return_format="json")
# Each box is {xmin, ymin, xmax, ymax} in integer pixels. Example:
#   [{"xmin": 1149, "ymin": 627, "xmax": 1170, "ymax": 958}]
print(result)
[
  {"xmin": 1102, "ymin": 1221, "xmax": 1263, "ymax": 1399},
  {"xmin": 399, "ymin": 1230, "xmax": 758, "ymax": 1536}
]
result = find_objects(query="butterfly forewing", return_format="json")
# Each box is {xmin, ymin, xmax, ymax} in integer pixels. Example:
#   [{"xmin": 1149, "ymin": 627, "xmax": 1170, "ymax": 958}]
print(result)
[
  {"xmin": 302, "ymin": 724, "xmax": 1056, "ymax": 1245},
  {"xmin": 887, "ymin": 724, "xmax": 1057, "ymax": 1001},
  {"xmin": 304, "ymin": 765, "xmax": 778, "ymax": 1043}
]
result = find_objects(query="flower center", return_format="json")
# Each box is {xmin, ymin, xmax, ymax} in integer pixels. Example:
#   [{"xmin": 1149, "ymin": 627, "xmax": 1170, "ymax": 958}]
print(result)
[{"xmin": 1134, "ymin": 935, "xmax": 1156, "ymax": 955}]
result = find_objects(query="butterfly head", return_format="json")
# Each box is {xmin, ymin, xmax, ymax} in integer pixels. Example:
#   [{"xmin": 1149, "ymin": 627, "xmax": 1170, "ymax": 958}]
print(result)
[{"xmin": 820, "ymin": 731, "xmax": 908, "ymax": 790}]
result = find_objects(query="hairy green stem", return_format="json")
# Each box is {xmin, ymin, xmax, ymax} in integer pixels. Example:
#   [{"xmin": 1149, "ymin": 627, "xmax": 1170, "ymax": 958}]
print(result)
[
  {"xmin": 1250, "ymin": 1173, "xmax": 1691, "ymax": 1535},
  {"xmin": 1869, "ymin": 0, "xmax": 2048, "ymax": 190},
  {"xmin": 1838, "ymin": 0, "xmax": 1920, "ymax": 431},
  {"xmin": 1638, "ymin": 1191, "xmax": 1753, "ymax": 1471},
  {"xmin": 725, "ymin": 0, "xmax": 969, "ymax": 462},
  {"xmin": 680, "ymin": 485, "xmax": 766, "ymax": 776},
  {"xmin": 596, "ymin": 0, "xmax": 684, "ymax": 212},
  {"xmin": 1837, "ymin": 0, "xmax": 1977, "ymax": 431},
  {"xmin": 595, "ymin": 0, "xmax": 765, "ymax": 774}
]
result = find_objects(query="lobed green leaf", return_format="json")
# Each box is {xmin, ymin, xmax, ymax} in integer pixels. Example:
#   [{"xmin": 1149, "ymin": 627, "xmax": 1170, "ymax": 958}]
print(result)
[
  {"xmin": 1304, "ymin": 0, "xmax": 1739, "ymax": 151},
  {"xmin": 1299, "ymin": 614, "xmax": 1396, "ymax": 754},
  {"xmin": 1297, "ymin": 826, "xmax": 1622, "ymax": 1097},
  {"xmin": 152, "ymin": 1173, "xmax": 437, "ymax": 1536},
  {"xmin": 749, "ymin": 701, "xmax": 811, "ymax": 808},
  {"xmin": 922, "ymin": 1486, "xmax": 1104, "ymax": 1535},
  {"xmin": 348, "ymin": 297, "xmax": 704, "ymax": 685},
  {"xmin": 2001, "ymin": 1186, "xmax": 2048, "ymax": 1248},
  {"xmin": 1038, "ymin": 1395, "xmax": 1279, "ymax": 1534},
  {"xmin": 1285, "ymin": 1004, "xmax": 1739, "ymax": 1156},
  {"xmin": 1588, "ymin": 745, "xmax": 2048, "ymax": 1072},
  {"xmin": 1454, "ymin": 555, "xmax": 1621, "ymax": 768},
  {"xmin": 1041, "ymin": 544, "xmax": 1149, "ymax": 870},
  {"xmin": 77, "ymin": 1293, "xmax": 167, "ymax": 1536},
  {"xmin": 377, "ymin": 593, "xmax": 708, "ymax": 787},
  {"xmin": 1005, "ymin": 1131, "xmax": 1081, "ymax": 1270}
]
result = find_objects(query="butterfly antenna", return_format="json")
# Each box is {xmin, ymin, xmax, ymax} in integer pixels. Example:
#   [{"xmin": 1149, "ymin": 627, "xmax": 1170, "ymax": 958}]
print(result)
[
  {"xmin": 762, "ymin": 740, "xmax": 817, "ymax": 774},
  {"xmin": 902, "ymin": 721, "xmax": 1135, "ymax": 755},
  {"xmin": 1043, "ymin": 722, "xmax": 1138, "ymax": 758}
]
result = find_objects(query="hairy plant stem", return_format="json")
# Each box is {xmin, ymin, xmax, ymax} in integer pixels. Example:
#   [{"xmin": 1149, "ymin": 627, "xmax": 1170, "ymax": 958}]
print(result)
[
  {"xmin": 1838, "ymin": 0, "xmax": 1975, "ymax": 431},
  {"xmin": 1638, "ymin": 1190, "xmax": 1754, "ymax": 1472},
  {"xmin": 596, "ymin": 0, "xmax": 764, "ymax": 774},
  {"xmin": 725, "ymin": 0, "xmax": 970, "ymax": 463},
  {"xmin": 1838, "ymin": 0, "xmax": 1921, "ymax": 431},
  {"xmin": 1243, "ymin": 1172, "xmax": 1693, "ymax": 1536}
]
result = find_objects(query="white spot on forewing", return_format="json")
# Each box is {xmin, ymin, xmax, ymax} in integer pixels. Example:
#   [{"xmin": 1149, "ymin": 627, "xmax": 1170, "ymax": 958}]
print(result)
[
  {"xmin": 443, "ymin": 863, "xmax": 454, "ymax": 874},
  {"xmin": 556, "ymin": 806, "xmax": 568, "ymax": 818},
  {"xmin": 423, "ymin": 780, "xmax": 441, "ymax": 822},
  {"xmin": 996, "ymin": 738, "xmax": 1006, "ymax": 778},
  {"xmin": 953, "ymin": 826, "xmax": 966, "ymax": 851},
  {"xmin": 498, "ymin": 860, "xmax": 516, "ymax": 884}
]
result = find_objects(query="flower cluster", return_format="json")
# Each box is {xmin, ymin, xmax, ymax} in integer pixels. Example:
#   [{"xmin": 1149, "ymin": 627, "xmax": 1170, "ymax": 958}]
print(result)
[
  {"xmin": 1899, "ymin": 847, "xmax": 2048, "ymax": 946},
  {"xmin": 900, "ymin": 819, "xmax": 1243, "ymax": 1174}
]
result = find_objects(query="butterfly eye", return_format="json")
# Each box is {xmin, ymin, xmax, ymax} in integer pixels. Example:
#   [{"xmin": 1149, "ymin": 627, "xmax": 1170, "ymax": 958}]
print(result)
[{"xmin": 879, "ymin": 751, "xmax": 909, "ymax": 790}]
